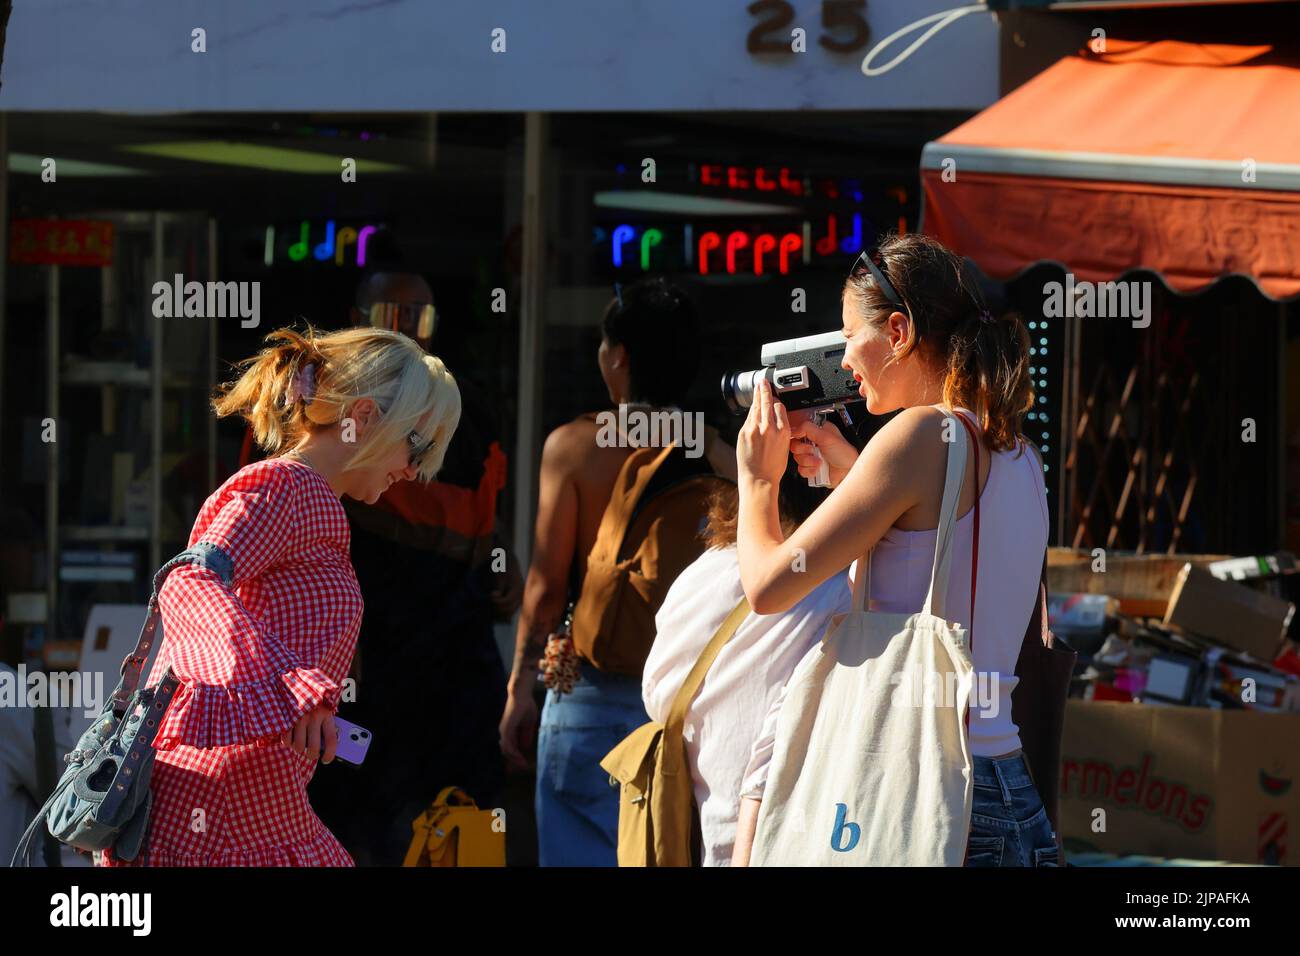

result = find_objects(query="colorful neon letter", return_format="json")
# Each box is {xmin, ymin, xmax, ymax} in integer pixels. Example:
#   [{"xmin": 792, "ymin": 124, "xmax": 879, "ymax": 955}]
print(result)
[
  {"xmin": 815, "ymin": 215, "xmax": 838, "ymax": 256},
  {"xmin": 314, "ymin": 220, "xmax": 336, "ymax": 261},
  {"xmin": 288, "ymin": 221, "xmax": 310, "ymax": 262},
  {"xmin": 725, "ymin": 231, "xmax": 750, "ymax": 275},
  {"xmin": 640, "ymin": 228, "xmax": 662, "ymax": 271},
  {"xmin": 612, "ymin": 224, "xmax": 636, "ymax": 268},
  {"xmin": 753, "ymin": 234, "xmax": 777, "ymax": 276},
  {"xmin": 697, "ymin": 231, "xmax": 722, "ymax": 275},
  {"xmin": 779, "ymin": 233, "xmax": 802, "ymax": 274},
  {"xmin": 335, "ymin": 226, "xmax": 358, "ymax": 266},
  {"xmin": 356, "ymin": 225, "xmax": 377, "ymax": 268},
  {"xmin": 839, "ymin": 214, "xmax": 862, "ymax": 255}
]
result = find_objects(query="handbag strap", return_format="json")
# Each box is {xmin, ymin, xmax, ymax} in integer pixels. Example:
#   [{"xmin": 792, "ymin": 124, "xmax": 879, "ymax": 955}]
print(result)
[
  {"xmin": 1024, "ymin": 440, "xmax": 1051, "ymax": 650},
  {"xmin": 1032, "ymin": 547, "xmax": 1050, "ymax": 648},
  {"xmin": 113, "ymin": 541, "xmax": 234, "ymax": 714},
  {"xmin": 664, "ymin": 597, "xmax": 751, "ymax": 742}
]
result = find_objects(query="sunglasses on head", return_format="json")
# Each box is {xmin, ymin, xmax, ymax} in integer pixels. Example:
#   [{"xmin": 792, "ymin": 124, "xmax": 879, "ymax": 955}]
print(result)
[{"xmin": 850, "ymin": 249, "xmax": 908, "ymax": 315}]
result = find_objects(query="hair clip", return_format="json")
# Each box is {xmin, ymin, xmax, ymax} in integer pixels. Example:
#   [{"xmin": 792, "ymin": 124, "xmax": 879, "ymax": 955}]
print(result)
[{"xmin": 285, "ymin": 363, "xmax": 317, "ymax": 406}]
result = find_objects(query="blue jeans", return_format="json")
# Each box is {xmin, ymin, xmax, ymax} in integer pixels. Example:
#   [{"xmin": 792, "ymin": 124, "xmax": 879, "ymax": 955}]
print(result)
[
  {"xmin": 535, "ymin": 661, "xmax": 649, "ymax": 867},
  {"xmin": 966, "ymin": 751, "xmax": 1062, "ymax": 867}
]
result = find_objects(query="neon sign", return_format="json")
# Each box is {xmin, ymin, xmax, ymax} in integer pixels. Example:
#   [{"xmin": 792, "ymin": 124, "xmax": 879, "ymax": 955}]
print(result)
[
  {"xmin": 263, "ymin": 221, "xmax": 379, "ymax": 267},
  {"xmin": 609, "ymin": 214, "xmax": 870, "ymax": 276},
  {"xmin": 687, "ymin": 163, "xmax": 866, "ymax": 203}
]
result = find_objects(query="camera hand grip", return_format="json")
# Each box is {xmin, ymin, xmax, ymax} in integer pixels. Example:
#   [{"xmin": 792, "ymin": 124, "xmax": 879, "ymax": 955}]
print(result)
[{"xmin": 808, "ymin": 444, "xmax": 830, "ymax": 488}]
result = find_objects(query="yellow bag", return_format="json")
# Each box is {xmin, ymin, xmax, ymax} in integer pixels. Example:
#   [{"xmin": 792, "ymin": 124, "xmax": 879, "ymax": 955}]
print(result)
[
  {"xmin": 402, "ymin": 786, "xmax": 505, "ymax": 867},
  {"xmin": 600, "ymin": 598, "xmax": 749, "ymax": 866}
]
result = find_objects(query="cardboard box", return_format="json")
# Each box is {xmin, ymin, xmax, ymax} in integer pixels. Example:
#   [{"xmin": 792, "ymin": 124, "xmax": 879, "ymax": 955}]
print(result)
[
  {"xmin": 1048, "ymin": 549, "xmax": 1232, "ymax": 618},
  {"xmin": 1059, "ymin": 700, "xmax": 1300, "ymax": 865},
  {"xmin": 1164, "ymin": 563, "xmax": 1294, "ymax": 661}
]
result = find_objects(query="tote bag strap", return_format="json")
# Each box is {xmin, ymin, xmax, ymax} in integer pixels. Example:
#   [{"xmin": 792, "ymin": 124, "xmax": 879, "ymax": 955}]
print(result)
[
  {"xmin": 920, "ymin": 410, "xmax": 971, "ymax": 621},
  {"xmin": 953, "ymin": 412, "xmax": 982, "ymax": 736},
  {"xmin": 952, "ymin": 412, "xmax": 982, "ymax": 647},
  {"xmin": 850, "ymin": 410, "xmax": 981, "ymax": 622}
]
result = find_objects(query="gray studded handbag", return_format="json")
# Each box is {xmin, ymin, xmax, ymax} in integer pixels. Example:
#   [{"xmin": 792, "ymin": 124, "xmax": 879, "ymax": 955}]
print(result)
[{"xmin": 10, "ymin": 542, "xmax": 233, "ymax": 866}]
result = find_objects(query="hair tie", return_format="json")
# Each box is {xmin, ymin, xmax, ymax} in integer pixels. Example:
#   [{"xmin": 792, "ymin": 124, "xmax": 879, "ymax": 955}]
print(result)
[
  {"xmin": 977, "ymin": 309, "xmax": 994, "ymax": 325},
  {"xmin": 285, "ymin": 362, "xmax": 317, "ymax": 407}
]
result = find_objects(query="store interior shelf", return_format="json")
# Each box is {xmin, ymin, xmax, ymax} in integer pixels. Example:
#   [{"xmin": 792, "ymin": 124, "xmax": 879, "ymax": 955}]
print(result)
[
  {"xmin": 60, "ymin": 525, "xmax": 150, "ymax": 542},
  {"xmin": 62, "ymin": 359, "xmax": 198, "ymax": 389}
]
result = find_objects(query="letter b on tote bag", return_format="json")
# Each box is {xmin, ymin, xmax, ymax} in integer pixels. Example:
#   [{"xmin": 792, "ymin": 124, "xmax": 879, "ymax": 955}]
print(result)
[{"xmin": 751, "ymin": 417, "xmax": 978, "ymax": 867}]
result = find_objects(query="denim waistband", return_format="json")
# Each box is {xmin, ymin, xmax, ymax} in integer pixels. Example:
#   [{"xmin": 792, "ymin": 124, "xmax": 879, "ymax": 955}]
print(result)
[
  {"xmin": 971, "ymin": 751, "xmax": 1034, "ymax": 790},
  {"xmin": 576, "ymin": 658, "xmax": 643, "ymax": 689}
]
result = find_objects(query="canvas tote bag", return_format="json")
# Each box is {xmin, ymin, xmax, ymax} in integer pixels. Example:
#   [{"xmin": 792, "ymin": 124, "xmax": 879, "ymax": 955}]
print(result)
[{"xmin": 751, "ymin": 412, "xmax": 980, "ymax": 866}]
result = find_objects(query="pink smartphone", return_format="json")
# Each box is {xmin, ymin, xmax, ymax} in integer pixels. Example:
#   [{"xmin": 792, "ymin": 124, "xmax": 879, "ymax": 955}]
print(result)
[{"xmin": 332, "ymin": 716, "xmax": 373, "ymax": 766}]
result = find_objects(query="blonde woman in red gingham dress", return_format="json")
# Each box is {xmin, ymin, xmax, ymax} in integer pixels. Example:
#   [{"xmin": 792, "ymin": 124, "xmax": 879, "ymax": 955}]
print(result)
[{"xmin": 100, "ymin": 324, "xmax": 461, "ymax": 867}]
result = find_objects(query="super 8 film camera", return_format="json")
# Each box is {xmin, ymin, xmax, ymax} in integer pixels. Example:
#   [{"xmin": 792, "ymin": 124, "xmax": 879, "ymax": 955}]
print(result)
[{"xmin": 721, "ymin": 330, "xmax": 863, "ymax": 486}]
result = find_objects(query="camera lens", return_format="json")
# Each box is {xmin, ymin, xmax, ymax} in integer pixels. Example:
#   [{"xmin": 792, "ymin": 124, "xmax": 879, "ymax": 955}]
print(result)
[{"xmin": 721, "ymin": 369, "xmax": 764, "ymax": 414}]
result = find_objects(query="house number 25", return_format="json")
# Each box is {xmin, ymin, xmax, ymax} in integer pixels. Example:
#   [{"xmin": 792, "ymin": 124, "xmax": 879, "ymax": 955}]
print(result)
[{"xmin": 746, "ymin": 0, "xmax": 872, "ymax": 54}]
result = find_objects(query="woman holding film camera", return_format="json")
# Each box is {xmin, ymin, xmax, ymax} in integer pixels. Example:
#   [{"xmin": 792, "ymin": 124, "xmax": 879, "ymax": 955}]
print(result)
[
  {"xmin": 100, "ymin": 326, "xmax": 461, "ymax": 867},
  {"xmin": 731, "ymin": 233, "xmax": 1055, "ymax": 867}
]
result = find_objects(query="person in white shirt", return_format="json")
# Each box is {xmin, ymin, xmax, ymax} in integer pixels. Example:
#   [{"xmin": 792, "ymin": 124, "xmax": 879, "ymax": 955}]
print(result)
[
  {"xmin": 642, "ymin": 471, "xmax": 850, "ymax": 866},
  {"xmin": 1, "ymin": 663, "xmax": 85, "ymax": 867}
]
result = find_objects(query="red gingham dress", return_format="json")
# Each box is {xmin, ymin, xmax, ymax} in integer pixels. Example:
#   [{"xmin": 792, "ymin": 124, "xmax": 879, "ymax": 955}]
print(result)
[{"xmin": 99, "ymin": 457, "xmax": 364, "ymax": 867}]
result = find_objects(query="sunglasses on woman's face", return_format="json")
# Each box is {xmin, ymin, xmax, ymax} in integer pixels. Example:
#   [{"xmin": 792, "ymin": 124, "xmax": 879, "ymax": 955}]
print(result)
[
  {"xmin": 850, "ymin": 249, "xmax": 907, "ymax": 315},
  {"xmin": 406, "ymin": 430, "xmax": 436, "ymax": 472}
]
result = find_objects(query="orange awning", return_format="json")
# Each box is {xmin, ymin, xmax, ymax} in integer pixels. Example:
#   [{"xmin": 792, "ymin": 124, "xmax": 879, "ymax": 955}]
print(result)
[{"xmin": 920, "ymin": 40, "xmax": 1300, "ymax": 300}]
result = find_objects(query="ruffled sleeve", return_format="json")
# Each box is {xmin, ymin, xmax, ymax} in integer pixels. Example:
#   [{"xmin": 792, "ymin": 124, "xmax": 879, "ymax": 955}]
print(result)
[{"xmin": 152, "ymin": 462, "xmax": 343, "ymax": 750}]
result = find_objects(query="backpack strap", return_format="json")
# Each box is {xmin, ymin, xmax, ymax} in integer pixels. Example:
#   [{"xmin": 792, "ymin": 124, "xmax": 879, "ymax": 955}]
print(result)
[
  {"xmin": 663, "ymin": 597, "xmax": 750, "ymax": 759},
  {"xmin": 586, "ymin": 443, "xmax": 678, "ymax": 567}
]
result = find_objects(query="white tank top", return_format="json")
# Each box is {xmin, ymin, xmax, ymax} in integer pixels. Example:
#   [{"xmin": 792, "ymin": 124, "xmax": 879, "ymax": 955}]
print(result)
[{"xmin": 849, "ymin": 408, "xmax": 1050, "ymax": 757}]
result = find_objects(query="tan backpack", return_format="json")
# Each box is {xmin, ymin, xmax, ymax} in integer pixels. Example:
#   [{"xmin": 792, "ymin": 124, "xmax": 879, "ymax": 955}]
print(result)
[
  {"xmin": 570, "ymin": 442, "xmax": 729, "ymax": 675},
  {"xmin": 601, "ymin": 598, "xmax": 750, "ymax": 866}
]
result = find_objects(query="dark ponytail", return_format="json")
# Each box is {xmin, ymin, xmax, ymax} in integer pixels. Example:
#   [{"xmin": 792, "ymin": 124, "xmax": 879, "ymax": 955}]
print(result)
[{"xmin": 843, "ymin": 233, "xmax": 1033, "ymax": 452}]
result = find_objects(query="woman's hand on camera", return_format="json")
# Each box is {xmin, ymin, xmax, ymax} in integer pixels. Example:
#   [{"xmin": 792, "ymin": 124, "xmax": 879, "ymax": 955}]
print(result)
[
  {"xmin": 789, "ymin": 412, "xmax": 857, "ymax": 488},
  {"xmin": 737, "ymin": 377, "xmax": 792, "ymax": 486}
]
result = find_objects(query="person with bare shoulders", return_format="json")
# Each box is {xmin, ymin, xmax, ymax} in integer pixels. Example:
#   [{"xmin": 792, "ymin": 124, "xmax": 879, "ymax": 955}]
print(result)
[{"xmin": 499, "ymin": 278, "xmax": 735, "ymax": 866}]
